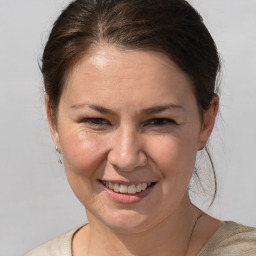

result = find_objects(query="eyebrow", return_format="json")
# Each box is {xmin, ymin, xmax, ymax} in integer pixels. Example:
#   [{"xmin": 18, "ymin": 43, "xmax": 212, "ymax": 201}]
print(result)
[
  {"xmin": 71, "ymin": 104, "xmax": 115, "ymax": 114},
  {"xmin": 70, "ymin": 103, "xmax": 184, "ymax": 114},
  {"xmin": 141, "ymin": 104, "xmax": 184, "ymax": 114}
]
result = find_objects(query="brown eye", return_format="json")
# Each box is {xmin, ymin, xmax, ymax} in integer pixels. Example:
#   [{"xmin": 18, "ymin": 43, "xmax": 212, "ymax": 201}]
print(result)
[
  {"xmin": 145, "ymin": 118, "xmax": 176, "ymax": 126},
  {"xmin": 81, "ymin": 118, "xmax": 111, "ymax": 126}
]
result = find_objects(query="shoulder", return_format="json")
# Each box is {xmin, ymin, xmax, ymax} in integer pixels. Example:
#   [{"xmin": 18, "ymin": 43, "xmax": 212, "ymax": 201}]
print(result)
[
  {"xmin": 24, "ymin": 228, "xmax": 79, "ymax": 256},
  {"xmin": 198, "ymin": 221, "xmax": 256, "ymax": 256}
]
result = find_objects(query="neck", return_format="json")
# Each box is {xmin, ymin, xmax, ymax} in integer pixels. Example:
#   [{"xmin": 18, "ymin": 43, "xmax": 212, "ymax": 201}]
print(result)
[{"xmin": 74, "ymin": 194, "xmax": 200, "ymax": 256}]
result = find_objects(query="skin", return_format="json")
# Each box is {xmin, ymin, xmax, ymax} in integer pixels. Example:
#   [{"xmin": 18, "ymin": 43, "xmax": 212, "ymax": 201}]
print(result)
[{"xmin": 46, "ymin": 46, "xmax": 221, "ymax": 256}]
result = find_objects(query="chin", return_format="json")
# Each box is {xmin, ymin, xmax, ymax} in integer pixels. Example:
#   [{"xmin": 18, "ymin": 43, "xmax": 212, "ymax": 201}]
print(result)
[{"xmin": 97, "ymin": 209, "xmax": 154, "ymax": 234}]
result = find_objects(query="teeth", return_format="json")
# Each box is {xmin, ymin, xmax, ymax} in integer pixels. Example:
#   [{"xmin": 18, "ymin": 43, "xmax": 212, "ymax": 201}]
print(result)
[
  {"xmin": 119, "ymin": 184, "xmax": 128, "ymax": 193},
  {"xmin": 108, "ymin": 182, "xmax": 114, "ymax": 189},
  {"xmin": 141, "ymin": 183, "xmax": 147, "ymax": 190},
  {"xmin": 104, "ymin": 181, "xmax": 152, "ymax": 194},
  {"xmin": 136, "ymin": 183, "xmax": 142, "ymax": 193},
  {"xmin": 113, "ymin": 184, "xmax": 120, "ymax": 192},
  {"xmin": 128, "ymin": 184, "xmax": 136, "ymax": 194}
]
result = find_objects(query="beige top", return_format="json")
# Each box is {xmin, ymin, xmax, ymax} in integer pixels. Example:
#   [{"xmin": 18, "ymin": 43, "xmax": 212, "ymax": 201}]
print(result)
[{"xmin": 25, "ymin": 222, "xmax": 256, "ymax": 256}]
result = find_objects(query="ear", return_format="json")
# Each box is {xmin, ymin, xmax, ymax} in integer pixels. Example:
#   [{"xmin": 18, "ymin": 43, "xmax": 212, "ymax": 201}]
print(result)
[
  {"xmin": 198, "ymin": 96, "xmax": 219, "ymax": 150},
  {"xmin": 45, "ymin": 94, "xmax": 61, "ymax": 152}
]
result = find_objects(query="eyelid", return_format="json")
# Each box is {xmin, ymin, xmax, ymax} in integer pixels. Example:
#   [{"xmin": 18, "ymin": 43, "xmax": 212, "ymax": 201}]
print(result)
[
  {"xmin": 81, "ymin": 117, "xmax": 111, "ymax": 125},
  {"xmin": 145, "ymin": 118, "xmax": 177, "ymax": 126},
  {"xmin": 80, "ymin": 117, "xmax": 177, "ymax": 128}
]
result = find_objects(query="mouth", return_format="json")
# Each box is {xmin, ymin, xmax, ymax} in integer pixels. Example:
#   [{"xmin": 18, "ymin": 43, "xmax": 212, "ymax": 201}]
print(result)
[{"xmin": 100, "ymin": 180, "xmax": 156, "ymax": 195}]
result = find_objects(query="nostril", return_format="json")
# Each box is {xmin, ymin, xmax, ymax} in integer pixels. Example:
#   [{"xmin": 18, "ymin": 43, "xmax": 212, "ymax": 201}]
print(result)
[
  {"xmin": 108, "ymin": 149, "xmax": 147, "ymax": 171},
  {"xmin": 107, "ymin": 129, "xmax": 147, "ymax": 170}
]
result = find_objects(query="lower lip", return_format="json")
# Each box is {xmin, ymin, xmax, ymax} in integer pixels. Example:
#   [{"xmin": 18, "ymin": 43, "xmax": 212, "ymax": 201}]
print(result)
[{"xmin": 100, "ymin": 183, "xmax": 155, "ymax": 204}]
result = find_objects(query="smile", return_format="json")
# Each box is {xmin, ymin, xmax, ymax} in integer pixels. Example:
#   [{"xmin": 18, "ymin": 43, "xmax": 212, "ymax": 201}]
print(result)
[{"xmin": 101, "ymin": 181, "xmax": 154, "ymax": 194}]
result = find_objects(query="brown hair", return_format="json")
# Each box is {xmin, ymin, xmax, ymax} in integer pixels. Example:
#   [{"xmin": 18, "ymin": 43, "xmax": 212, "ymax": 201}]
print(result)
[{"xmin": 42, "ymin": 0, "xmax": 221, "ymax": 203}]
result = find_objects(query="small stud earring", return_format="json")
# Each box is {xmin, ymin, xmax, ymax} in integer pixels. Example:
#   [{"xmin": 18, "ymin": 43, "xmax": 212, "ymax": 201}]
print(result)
[{"xmin": 55, "ymin": 146, "xmax": 62, "ymax": 164}]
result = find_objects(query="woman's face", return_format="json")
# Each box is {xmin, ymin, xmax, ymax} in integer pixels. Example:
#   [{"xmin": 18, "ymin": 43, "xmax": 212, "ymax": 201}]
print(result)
[{"xmin": 48, "ymin": 46, "xmax": 217, "ymax": 233}]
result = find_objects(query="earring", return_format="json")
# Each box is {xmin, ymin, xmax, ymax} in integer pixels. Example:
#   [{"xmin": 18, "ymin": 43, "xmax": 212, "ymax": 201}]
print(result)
[{"xmin": 55, "ymin": 146, "xmax": 62, "ymax": 164}]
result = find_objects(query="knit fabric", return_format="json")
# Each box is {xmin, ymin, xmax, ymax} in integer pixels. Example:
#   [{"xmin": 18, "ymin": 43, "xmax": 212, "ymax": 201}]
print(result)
[
  {"xmin": 198, "ymin": 222, "xmax": 256, "ymax": 256},
  {"xmin": 25, "ymin": 222, "xmax": 256, "ymax": 256}
]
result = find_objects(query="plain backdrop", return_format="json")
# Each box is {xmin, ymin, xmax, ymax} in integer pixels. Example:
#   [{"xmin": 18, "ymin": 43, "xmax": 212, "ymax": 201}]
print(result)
[{"xmin": 0, "ymin": 0, "xmax": 256, "ymax": 255}]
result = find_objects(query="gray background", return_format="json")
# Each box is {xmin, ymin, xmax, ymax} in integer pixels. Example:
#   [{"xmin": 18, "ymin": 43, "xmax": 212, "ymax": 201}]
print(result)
[{"xmin": 0, "ymin": 0, "xmax": 256, "ymax": 255}]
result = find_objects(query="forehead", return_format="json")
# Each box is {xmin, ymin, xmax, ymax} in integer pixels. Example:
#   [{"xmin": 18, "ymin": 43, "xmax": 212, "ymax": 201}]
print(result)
[
  {"xmin": 71, "ymin": 46, "xmax": 188, "ymax": 76},
  {"xmin": 62, "ymin": 46, "xmax": 196, "ymax": 109}
]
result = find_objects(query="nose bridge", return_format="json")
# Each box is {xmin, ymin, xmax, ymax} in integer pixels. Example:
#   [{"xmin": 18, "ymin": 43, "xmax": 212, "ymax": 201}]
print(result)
[
  {"xmin": 108, "ymin": 124, "xmax": 147, "ymax": 171},
  {"xmin": 118, "ymin": 126, "xmax": 137, "ymax": 157}
]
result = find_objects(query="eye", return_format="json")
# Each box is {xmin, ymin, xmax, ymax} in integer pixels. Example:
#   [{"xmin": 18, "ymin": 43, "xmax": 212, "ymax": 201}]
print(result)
[
  {"xmin": 81, "ymin": 118, "xmax": 111, "ymax": 128},
  {"xmin": 144, "ymin": 118, "xmax": 176, "ymax": 126}
]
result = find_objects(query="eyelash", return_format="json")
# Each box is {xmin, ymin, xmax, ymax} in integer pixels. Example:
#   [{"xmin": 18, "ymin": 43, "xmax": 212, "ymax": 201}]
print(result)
[
  {"xmin": 81, "ymin": 118, "xmax": 176, "ymax": 127},
  {"xmin": 81, "ymin": 118, "xmax": 110, "ymax": 126},
  {"xmin": 144, "ymin": 118, "xmax": 176, "ymax": 126}
]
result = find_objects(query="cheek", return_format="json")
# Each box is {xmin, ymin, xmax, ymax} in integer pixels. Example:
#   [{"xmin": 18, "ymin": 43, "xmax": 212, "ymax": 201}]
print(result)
[
  {"xmin": 149, "ymin": 131, "xmax": 199, "ymax": 188},
  {"xmin": 151, "ymin": 132, "xmax": 198, "ymax": 169},
  {"xmin": 59, "ymin": 127, "xmax": 109, "ymax": 177},
  {"xmin": 58, "ymin": 128, "xmax": 110, "ymax": 207}
]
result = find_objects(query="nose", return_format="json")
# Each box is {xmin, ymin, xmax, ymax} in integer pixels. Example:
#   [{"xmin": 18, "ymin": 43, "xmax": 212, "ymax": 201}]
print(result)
[{"xmin": 108, "ymin": 127, "xmax": 147, "ymax": 172}]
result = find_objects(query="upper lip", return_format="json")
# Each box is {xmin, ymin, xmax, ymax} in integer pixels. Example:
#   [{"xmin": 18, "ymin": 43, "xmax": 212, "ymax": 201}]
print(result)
[{"xmin": 99, "ymin": 179, "xmax": 156, "ymax": 185}]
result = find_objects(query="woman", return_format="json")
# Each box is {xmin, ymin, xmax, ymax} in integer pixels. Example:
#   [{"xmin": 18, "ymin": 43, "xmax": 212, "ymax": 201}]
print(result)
[{"xmin": 26, "ymin": 0, "xmax": 256, "ymax": 255}]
